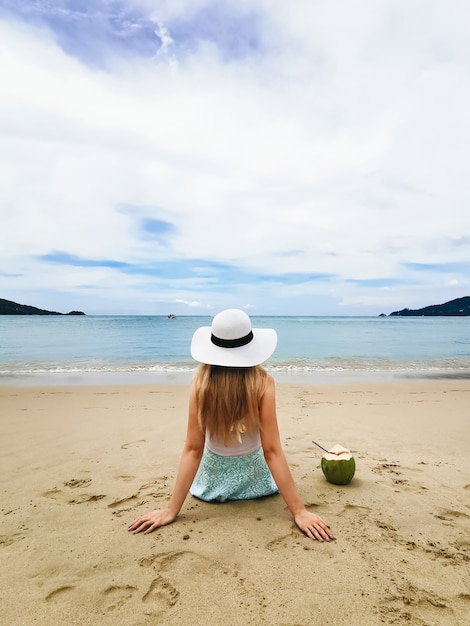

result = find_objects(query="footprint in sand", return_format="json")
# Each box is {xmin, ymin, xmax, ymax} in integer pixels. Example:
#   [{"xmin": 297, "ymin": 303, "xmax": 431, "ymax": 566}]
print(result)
[
  {"xmin": 108, "ymin": 494, "xmax": 138, "ymax": 509},
  {"xmin": 399, "ymin": 536, "xmax": 469, "ymax": 566},
  {"xmin": 434, "ymin": 507, "xmax": 470, "ymax": 524},
  {"xmin": 102, "ymin": 585, "xmax": 137, "ymax": 612},
  {"xmin": 371, "ymin": 461, "xmax": 428, "ymax": 493},
  {"xmin": 265, "ymin": 532, "xmax": 300, "ymax": 551},
  {"xmin": 0, "ymin": 533, "xmax": 26, "ymax": 546},
  {"xmin": 64, "ymin": 478, "xmax": 92, "ymax": 488},
  {"xmin": 425, "ymin": 540, "xmax": 470, "ymax": 564},
  {"xmin": 68, "ymin": 494, "xmax": 106, "ymax": 505},
  {"xmin": 137, "ymin": 555, "xmax": 184, "ymax": 616},
  {"xmin": 137, "ymin": 550, "xmax": 254, "ymax": 617},
  {"xmin": 43, "ymin": 482, "xmax": 105, "ymax": 505},
  {"xmin": 343, "ymin": 503, "xmax": 372, "ymax": 512},
  {"xmin": 114, "ymin": 475, "xmax": 135, "ymax": 482},
  {"xmin": 372, "ymin": 461, "xmax": 401, "ymax": 476},
  {"xmin": 392, "ymin": 477, "xmax": 428, "ymax": 492},
  {"xmin": 453, "ymin": 538, "xmax": 470, "ymax": 552},
  {"xmin": 142, "ymin": 575, "xmax": 179, "ymax": 610},
  {"xmin": 108, "ymin": 478, "xmax": 169, "ymax": 512},
  {"xmin": 45, "ymin": 585, "xmax": 76, "ymax": 602},
  {"xmin": 375, "ymin": 520, "xmax": 397, "ymax": 533},
  {"xmin": 380, "ymin": 581, "xmax": 457, "ymax": 624},
  {"xmin": 121, "ymin": 439, "xmax": 146, "ymax": 450},
  {"xmin": 42, "ymin": 488, "xmax": 63, "ymax": 499}
]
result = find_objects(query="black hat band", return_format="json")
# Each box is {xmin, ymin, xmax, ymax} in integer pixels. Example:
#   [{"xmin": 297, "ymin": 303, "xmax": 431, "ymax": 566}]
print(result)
[{"xmin": 210, "ymin": 330, "xmax": 254, "ymax": 349}]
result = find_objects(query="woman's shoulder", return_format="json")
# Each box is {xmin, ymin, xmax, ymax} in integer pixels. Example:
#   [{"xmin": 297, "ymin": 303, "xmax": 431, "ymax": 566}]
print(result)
[
  {"xmin": 265, "ymin": 372, "xmax": 275, "ymax": 385},
  {"xmin": 261, "ymin": 372, "xmax": 276, "ymax": 396}
]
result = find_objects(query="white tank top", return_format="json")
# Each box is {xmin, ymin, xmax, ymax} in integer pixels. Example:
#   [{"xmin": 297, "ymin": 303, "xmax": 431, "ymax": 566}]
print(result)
[{"xmin": 206, "ymin": 428, "xmax": 262, "ymax": 457}]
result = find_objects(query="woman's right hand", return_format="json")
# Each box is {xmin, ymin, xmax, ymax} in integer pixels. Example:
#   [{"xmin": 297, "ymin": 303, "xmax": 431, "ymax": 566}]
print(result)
[
  {"xmin": 294, "ymin": 510, "xmax": 334, "ymax": 542},
  {"xmin": 128, "ymin": 509, "xmax": 176, "ymax": 534}
]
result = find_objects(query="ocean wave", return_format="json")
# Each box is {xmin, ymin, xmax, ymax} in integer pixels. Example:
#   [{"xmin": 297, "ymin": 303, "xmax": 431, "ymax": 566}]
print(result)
[
  {"xmin": 1, "ymin": 357, "xmax": 469, "ymax": 376},
  {"xmin": 268, "ymin": 358, "xmax": 470, "ymax": 373},
  {"xmin": 0, "ymin": 364, "xmax": 197, "ymax": 375}
]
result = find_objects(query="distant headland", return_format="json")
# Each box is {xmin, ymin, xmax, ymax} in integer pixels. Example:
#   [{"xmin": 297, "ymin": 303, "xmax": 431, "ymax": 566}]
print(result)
[
  {"xmin": 388, "ymin": 296, "xmax": 470, "ymax": 317},
  {"xmin": 0, "ymin": 298, "xmax": 85, "ymax": 316}
]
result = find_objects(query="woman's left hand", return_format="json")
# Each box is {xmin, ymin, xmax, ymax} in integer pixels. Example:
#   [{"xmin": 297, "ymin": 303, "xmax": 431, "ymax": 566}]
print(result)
[
  {"xmin": 128, "ymin": 508, "xmax": 176, "ymax": 534},
  {"xmin": 294, "ymin": 510, "xmax": 334, "ymax": 542}
]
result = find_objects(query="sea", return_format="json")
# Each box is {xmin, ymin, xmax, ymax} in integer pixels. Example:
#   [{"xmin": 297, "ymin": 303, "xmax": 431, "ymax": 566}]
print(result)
[{"xmin": 1, "ymin": 315, "xmax": 469, "ymax": 386}]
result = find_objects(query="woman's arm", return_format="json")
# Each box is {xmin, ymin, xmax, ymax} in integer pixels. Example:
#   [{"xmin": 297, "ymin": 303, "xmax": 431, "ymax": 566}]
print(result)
[
  {"xmin": 128, "ymin": 382, "xmax": 205, "ymax": 534},
  {"xmin": 259, "ymin": 376, "xmax": 333, "ymax": 542}
]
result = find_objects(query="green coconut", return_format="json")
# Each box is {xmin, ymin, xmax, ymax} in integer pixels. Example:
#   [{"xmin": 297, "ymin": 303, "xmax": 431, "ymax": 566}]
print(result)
[{"xmin": 321, "ymin": 444, "xmax": 356, "ymax": 485}]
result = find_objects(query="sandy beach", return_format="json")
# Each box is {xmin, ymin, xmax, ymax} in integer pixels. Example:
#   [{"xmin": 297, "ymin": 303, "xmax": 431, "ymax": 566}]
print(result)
[{"xmin": 1, "ymin": 380, "xmax": 469, "ymax": 625}]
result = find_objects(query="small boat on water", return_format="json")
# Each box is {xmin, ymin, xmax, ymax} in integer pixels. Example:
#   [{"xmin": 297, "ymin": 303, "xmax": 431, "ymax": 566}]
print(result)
[{"xmin": 167, "ymin": 313, "xmax": 176, "ymax": 319}]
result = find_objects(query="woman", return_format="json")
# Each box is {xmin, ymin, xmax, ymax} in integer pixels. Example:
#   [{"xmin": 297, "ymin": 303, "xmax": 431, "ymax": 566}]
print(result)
[{"xmin": 129, "ymin": 309, "xmax": 333, "ymax": 542}]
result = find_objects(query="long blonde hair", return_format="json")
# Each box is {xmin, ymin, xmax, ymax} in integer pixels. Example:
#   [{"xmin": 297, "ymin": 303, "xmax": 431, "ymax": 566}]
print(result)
[{"xmin": 193, "ymin": 364, "xmax": 268, "ymax": 445}]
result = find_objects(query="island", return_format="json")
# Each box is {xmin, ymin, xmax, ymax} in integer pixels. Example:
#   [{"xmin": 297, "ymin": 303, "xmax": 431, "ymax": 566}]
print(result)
[
  {"xmin": 389, "ymin": 296, "xmax": 470, "ymax": 317},
  {"xmin": 0, "ymin": 298, "xmax": 86, "ymax": 316}
]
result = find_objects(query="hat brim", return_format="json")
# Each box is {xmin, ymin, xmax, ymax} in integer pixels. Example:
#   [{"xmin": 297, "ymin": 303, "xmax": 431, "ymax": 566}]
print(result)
[{"xmin": 191, "ymin": 326, "xmax": 277, "ymax": 367}]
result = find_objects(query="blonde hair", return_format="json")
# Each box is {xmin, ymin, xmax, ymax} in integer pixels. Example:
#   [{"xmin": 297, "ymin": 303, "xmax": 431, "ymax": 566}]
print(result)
[{"xmin": 193, "ymin": 364, "xmax": 269, "ymax": 445}]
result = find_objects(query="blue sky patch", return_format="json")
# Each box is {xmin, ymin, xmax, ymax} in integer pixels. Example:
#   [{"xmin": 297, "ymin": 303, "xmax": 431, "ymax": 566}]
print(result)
[
  {"xmin": 38, "ymin": 251, "xmax": 336, "ymax": 285},
  {"xmin": 0, "ymin": 0, "xmax": 264, "ymax": 67},
  {"xmin": 347, "ymin": 277, "xmax": 410, "ymax": 287},
  {"xmin": 404, "ymin": 262, "xmax": 469, "ymax": 273},
  {"xmin": 259, "ymin": 272, "xmax": 335, "ymax": 284},
  {"xmin": 167, "ymin": 1, "xmax": 264, "ymax": 62},
  {"xmin": 39, "ymin": 251, "xmax": 131, "ymax": 269},
  {"xmin": 0, "ymin": 0, "xmax": 162, "ymax": 67},
  {"xmin": 140, "ymin": 218, "xmax": 177, "ymax": 240}
]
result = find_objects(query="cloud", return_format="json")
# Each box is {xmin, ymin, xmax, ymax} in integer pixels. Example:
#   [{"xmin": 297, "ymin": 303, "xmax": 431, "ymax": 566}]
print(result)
[
  {"xmin": 175, "ymin": 298, "xmax": 210, "ymax": 309},
  {"xmin": 1, "ymin": 1, "xmax": 470, "ymax": 315},
  {"xmin": 165, "ymin": 1, "xmax": 264, "ymax": 61}
]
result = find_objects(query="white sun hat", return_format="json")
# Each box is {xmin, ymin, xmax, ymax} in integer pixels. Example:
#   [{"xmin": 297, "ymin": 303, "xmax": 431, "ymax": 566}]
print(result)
[{"xmin": 190, "ymin": 309, "xmax": 277, "ymax": 367}]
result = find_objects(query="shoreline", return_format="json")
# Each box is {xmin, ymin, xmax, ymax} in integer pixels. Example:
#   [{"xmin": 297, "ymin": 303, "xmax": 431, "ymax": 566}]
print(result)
[
  {"xmin": 1, "ymin": 379, "xmax": 470, "ymax": 624},
  {"xmin": 1, "ymin": 366, "xmax": 470, "ymax": 387}
]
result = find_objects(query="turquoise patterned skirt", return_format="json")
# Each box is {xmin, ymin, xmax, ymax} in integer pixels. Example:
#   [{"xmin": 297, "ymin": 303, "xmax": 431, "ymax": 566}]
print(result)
[{"xmin": 190, "ymin": 446, "xmax": 279, "ymax": 502}]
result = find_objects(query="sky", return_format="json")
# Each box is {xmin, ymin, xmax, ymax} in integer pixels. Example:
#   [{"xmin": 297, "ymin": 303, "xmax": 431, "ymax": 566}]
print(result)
[{"xmin": 1, "ymin": 0, "xmax": 469, "ymax": 316}]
